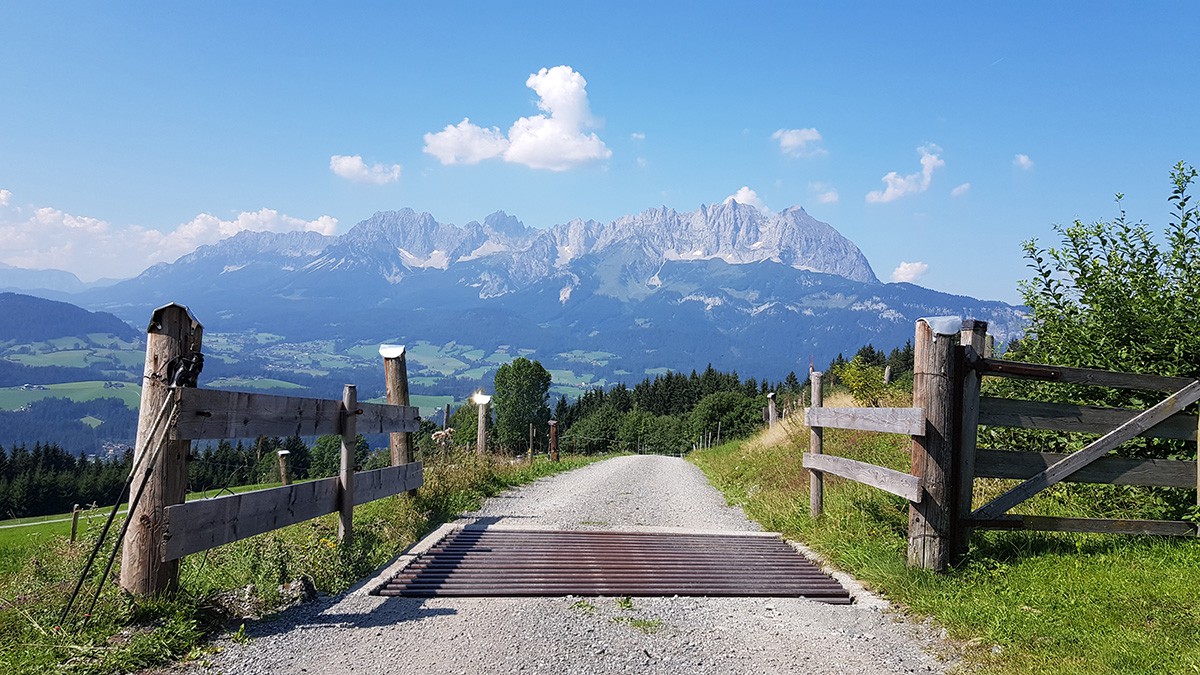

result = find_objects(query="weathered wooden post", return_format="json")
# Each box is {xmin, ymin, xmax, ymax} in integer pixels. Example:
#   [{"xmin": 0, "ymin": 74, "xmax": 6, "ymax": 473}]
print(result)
[
  {"xmin": 767, "ymin": 392, "xmax": 778, "ymax": 428},
  {"xmin": 549, "ymin": 420, "xmax": 559, "ymax": 462},
  {"xmin": 443, "ymin": 404, "xmax": 450, "ymax": 430},
  {"xmin": 473, "ymin": 392, "xmax": 491, "ymax": 455},
  {"xmin": 380, "ymin": 345, "xmax": 412, "ymax": 467},
  {"xmin": 809, "ymin": 372, "xmax": 824, "ymax": 519},
  {"xmin": 69, "ymin": 504, "xmax": 81, "ymax": 543},
  {"xmin": 953, "ymin": 319, "xmax": 987, "ymax": 559},
  {"xmin": 277, "ymin": 450, "xmax": 291, "ymax": 486},
  {"xmin": 907, "ymin": 318, "xmax": 958, "ymax": 571},
  {"xmin": 338, "ymin": 384, "xmax": 357, "ymax": 545},
  {"xmin": 120, "ymin": 303, "xmax": 202, "ymax": 596}
]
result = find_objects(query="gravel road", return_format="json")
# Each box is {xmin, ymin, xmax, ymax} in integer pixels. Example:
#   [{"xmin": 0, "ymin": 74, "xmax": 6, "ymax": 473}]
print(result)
[{"xmin": 187, "ymin": 455, "xmax": 952, "ymax": 674}]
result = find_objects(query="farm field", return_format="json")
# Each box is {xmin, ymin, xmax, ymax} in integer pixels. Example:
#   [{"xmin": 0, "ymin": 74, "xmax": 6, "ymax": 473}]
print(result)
[{"xmin": 0, "ymin": 381, "xmax": 142, "ymax": 410}]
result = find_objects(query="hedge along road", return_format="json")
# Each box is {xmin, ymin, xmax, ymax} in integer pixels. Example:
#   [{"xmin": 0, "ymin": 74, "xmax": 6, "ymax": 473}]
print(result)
[{"xmin": 188, "ymin": 455, "xmax": 951, "ymax": 675}]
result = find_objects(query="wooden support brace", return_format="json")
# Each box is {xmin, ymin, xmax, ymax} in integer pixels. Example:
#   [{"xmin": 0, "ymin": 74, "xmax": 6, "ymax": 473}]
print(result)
[{"xmin": 973, "ymin": 380, "xmax": 1200, "ymax": 521}]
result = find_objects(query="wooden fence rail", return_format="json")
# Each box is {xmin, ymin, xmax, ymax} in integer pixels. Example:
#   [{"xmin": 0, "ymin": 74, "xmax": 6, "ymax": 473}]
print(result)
[
  {"xmin": 805, "ymin": 316, "xmax": 1200, "ymax": 572},
  {"xmin": 120, "ymin": 303, "xmax": 423, "ymax": 597}
]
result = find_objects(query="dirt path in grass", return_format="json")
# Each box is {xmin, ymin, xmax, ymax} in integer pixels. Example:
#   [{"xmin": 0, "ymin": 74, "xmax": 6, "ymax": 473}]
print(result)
[{"xmin": 181, "ymin": 455, "xmax": 953, "ymax": 674}]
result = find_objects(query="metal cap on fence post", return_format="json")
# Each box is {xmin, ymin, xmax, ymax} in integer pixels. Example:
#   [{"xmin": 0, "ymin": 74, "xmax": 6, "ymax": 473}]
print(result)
[
  {"xmin": 120, "ymin": 303, "xmax": 202, "ymax": 596},
  {"xmin": 907, "ymin": 317, "xmax": 959, "ymax": 572}
]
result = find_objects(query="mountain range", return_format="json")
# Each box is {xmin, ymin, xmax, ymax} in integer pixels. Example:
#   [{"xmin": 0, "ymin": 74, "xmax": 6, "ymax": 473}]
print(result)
[{"xmin": 57, "ymin": 201, "xmax": 1023, "ymax": 388}]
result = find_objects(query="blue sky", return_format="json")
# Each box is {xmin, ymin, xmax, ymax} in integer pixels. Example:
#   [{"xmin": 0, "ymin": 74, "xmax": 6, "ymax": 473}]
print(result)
[{"xmin": 1, "ymin": 3, "xmax": 1197, "ymax": 302}]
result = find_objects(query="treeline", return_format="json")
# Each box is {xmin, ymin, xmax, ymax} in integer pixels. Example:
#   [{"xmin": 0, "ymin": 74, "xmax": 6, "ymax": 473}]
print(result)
[
  {"xmin": 551, "ymin": 365, "xmax": 805, "ymax": 455},
  {"xmin": 0, "ymin": 397, "xmax": 138, "ymax": 456},
  {"xmin": 0, "ymin": 442, "xmax": 132, "ymax": 519}
]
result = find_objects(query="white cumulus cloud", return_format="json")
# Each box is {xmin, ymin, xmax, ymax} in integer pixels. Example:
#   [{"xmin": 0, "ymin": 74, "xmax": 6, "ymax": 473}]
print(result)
[
  {"xmin": 422, "ymin": 118, "xmax": 509, "ymax": 165},
  {"xmin": 0, "ymin": 198, "xmax": 336, "ymax": 282},
  {"xmin": 0, "ymin": 189, "xmax": 10, "ymax": 207},
  {"xmin": 1013, "ymin": 153, "xmax": 1034, "ymax": 170},
  {"xmin": 866, "ymin": 144, "xmax": 945, "ymax": 203},
  {"xmin": 631, "ymin": 132, "xmax": 645, "ymax": 141},
  {"xmin": 809, "ymin": 181, "xmax": 839, "ymax": 204},
  {"xmin": 423, "ymin": 65, "xmax": 611, "ymax": 172},
  {"xmin": 891, "ymin": 261, "xmax": 929, "ymax": 283},
  {"xmin": 951, "ymin": 182, "xmax": 971, "ymax": 197},
  {"xmin": 723, "ymin": 186, "xmax": 768, "ymax": 211},
  {"xmin": 329, "ymin": 155, "xmax": 402, "ymax": 184},
  {"xmin": 772, "ymin": 128, "xmax": 825, "ymax": 157}
]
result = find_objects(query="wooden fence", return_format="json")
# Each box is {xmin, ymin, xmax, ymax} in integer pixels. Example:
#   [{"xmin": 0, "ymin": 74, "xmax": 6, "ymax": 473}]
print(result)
[
  {"xmin": 119, "ymin": 304, "xmax": 422, "ymax": 596},
  {"xmin": 805, "ymin": 317, "xmax": 1200, "ymax": 572}
]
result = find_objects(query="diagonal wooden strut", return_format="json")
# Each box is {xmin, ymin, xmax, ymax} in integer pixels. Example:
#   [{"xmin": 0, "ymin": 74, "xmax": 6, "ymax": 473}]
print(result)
[{"xmin": 972, "ymin": 380, "xmax": 1200, "ymax": 521}]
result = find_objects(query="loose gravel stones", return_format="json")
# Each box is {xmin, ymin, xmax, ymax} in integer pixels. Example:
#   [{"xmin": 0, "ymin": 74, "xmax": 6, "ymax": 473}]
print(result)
[{"xmin": 186, "ymin": 456, "xmax": 952, "ymax": 674}]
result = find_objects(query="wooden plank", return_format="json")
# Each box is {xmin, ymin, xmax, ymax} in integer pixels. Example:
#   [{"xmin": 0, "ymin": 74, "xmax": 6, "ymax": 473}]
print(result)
[
  {"xmin": 976, "ymin": 449, "xmax": 1197, "ymax": 489},
  {"xmin": 977, "ymin": 358, "xmax": 1194, "ymax": 392},
  {"xmin": 353, "ymin": 462, "xmax": 425, "ymax": 505},
  {"xmin": 172, "ymin": 388, "xmax": 419, "ymax": 440},
  {"xmin": 802, "ymin": 453, "xmax": 923, "ymax": 502},
  {"xmin": 356, "ymin": 401, "xmax": 421, "ymax": 435},
  {"xmin": 804, "ymin": 406, "xmax": 925, "ymax": 436},
  {"xmin": 971, "ymin": 515, "xmax": 1197, "ymax": 537},
  {"xmin": 978, "ymin": 397, "xmax": 1197, "ymax": 441},
  {"xmin": 161, "ymin": 478, "xmax": 340, "ymax": 561},
  {"xmin": 973, "ymin": 381, "xmax": 1200, "ymax": 520}
]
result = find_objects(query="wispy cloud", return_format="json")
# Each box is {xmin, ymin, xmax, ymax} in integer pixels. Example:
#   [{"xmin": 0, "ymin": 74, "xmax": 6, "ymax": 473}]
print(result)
[
  {"xmin": 0, "ymin": 194, "xmax": 336, "ymax": 282},
  {"xmin": 723, "ymin": 186, "xmax": 768, "ymax": 212},
  {"xmin": 329, "ymin": 155, "xmax": 402, "ymax": 184},
  {"xmin": 891, "ymin": 261, "xmax": 929, "ymax": 283},
  {"xmin": 423, "ymin": 65, "xmax": 611, "ymax": 172},
  {"xmin": 1013, "ymin": 153, "xmax": 1034, "ymax": 170},
  {"xmin": 0, "ymin": 189, "xmax": 10, "ymax": 207},
  {"xmin": 630, "ymin": 132, "xmax": 645, "ymax": 141},
  {"xmin": 809, "ymin": 181, "xmax": 839, "ymax": 204},
  {"xmin": 951, "ymin": 182, "xmax": 971, "ymax": 197},
  {"xmin": 866, "ymin": 144, "xmax": 944, "ymax": 203},
  {"xmin": 772, "ymin": 128, "xmax": 825, "ymax": 158}
]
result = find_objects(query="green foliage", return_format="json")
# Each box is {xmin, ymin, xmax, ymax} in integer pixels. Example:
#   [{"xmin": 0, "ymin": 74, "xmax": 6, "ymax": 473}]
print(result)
[
  {"xmin": 693, "ymin": 428, "xmax": 1200, "ymax": 675},
  {"xmin": 1014, "ymin": 161, "xmax": 1200, "ymax": 380},
  {"xmin": 832, "ymin": 356, "xmax": 888, "ymax": 406},
  {"xmin": 992, "ymin": 162, "xmax": 1200, "ymax": 517},
  {"xmin": 689, "ymin": 391, "xmax": 763, "ymax": 442},
  {"xmin": 492, "ymin": 358, "xmax": 552, "ymax": 452},
  {"xmin": 308, "ymin": 434, "xmax": 369, "ymax": 478}
]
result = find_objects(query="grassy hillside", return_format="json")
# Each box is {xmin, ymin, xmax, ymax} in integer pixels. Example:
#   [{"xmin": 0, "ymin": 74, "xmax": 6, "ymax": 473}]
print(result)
[{"xmin": 692, "ymin": 407, "xmax": 1200, "ymax": 674}]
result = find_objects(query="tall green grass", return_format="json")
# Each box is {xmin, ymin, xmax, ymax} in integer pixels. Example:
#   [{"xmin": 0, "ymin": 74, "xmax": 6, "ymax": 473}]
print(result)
[
  {"xmin": 692, "ymin": 421, "xmax": 1200, "ymax": 674},
  {"xmin": 0, "ymin": 452, "xmax": 603, "ymax": 674}
]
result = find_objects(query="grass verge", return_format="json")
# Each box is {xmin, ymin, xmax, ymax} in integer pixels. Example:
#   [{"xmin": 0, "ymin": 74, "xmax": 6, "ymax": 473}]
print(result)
[
  {"xmin": 0, "ymin": 451, "xmax": 605, "ymax": 674},
  {"xmin": 691, "ymin": 419, "xmax": 1200, "ymax": 674}
]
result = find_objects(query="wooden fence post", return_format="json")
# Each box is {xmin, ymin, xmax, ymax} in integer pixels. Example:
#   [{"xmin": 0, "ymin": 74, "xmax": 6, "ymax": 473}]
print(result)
[
  {"xmin": 474, "ymin": 394, "xmax": 491, "ymax": 455},
  {"xmin": 908, "ymin": 318, "xmax": 957, "ymax": 571},
  {"xmin": 120, "ymin": 303, "xmax": 201, "ymax": 596},
  {"xmin": 809, "ymin": 372, "xmax": 824, "ymax": 519},
  {"xmin": 69, "ymin": 504, "xmax": 81, "ymax": 543},
  {"xmin": 953, "ymin": 319, "xmax": 987, "ymax": 559},
  {"xmin": 549, "ymin": 420, "xmax": 559, "ymax": 462},
  {"xmin": 767, "ymin": 392, "xmax": 778, "ymax": 428},
  {"xmin": 381, "ymin": 345, "xmax": 412, "ymax": 467},
  {"xmin": 338, "ymin": 384, "xmax": 357, "ymax": 545},
  {"xmin": 277, "ymin": 450, "xmax": 291, "ymax": 486}
]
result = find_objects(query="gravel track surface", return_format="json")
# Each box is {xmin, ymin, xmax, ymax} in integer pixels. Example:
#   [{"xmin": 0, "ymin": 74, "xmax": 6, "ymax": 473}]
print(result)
[{"xmin": 188, "ymin": 455, "xmax": 952, "ymax": 674}]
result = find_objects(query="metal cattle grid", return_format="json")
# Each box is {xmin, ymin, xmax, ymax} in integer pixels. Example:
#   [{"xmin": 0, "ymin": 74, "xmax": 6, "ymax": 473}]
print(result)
[{"xmin": 374, "ymin": 528, "xmax": 851, "ymax": 605}]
